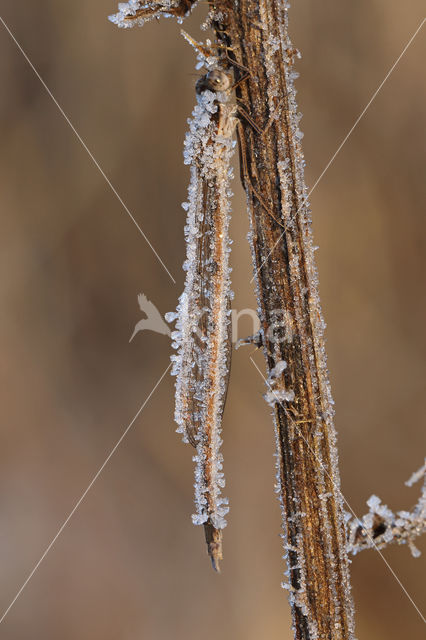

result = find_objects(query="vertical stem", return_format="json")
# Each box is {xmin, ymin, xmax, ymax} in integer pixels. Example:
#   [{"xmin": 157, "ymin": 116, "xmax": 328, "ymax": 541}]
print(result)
[{"xmin": 213, "ymin": 1, "xmax": 356, "ymax": 637}]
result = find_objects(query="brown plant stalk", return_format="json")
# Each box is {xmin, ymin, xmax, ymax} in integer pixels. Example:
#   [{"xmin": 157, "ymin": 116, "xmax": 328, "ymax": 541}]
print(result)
[
  {"xmin": 108, "ymin": 1, "xmax": 425, "ymax": 639},
  {"xmin": 110, "ymin": 0, "xmax": 355, "ymax": 637},
  {"xmin": 211, "ymin": 3, "xmax": 356, "ymax": 637}
]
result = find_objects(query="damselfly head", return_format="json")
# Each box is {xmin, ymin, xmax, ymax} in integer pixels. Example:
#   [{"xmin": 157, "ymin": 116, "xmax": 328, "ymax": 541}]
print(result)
[{"xmin": 196, "ymin": 69, "xmax": 232, "ymax": 95}]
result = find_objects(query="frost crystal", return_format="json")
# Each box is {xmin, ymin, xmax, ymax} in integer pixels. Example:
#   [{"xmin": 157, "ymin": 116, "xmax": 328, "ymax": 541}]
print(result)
[
  {"xmin": 347, "ymin": 459, "xmax": 426, "ymax": 556},
  {"xmin": 269, "ymin": 360, "xmax": 287, "ymax": 379},
  {"xmin": 264, "ymin": 360, "xmax": 293, "ymax": 407},
  {"xmin": 265, "ymin": 388, "xmax": 295, "ymax": 407},
  {"xmin": 167, "ymin": 65, "xmax": 237, "ymax": 537},
  {"xmin": 406, "ymin": 459, "xmax": 426, "ymax": 487},
  {"xmin": 109, "ymin": 0, "xmax": 197, "ymax": 28}
]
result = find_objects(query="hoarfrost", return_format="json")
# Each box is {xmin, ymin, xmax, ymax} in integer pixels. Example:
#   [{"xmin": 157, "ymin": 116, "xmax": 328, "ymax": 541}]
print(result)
[
  {"xmin": 347, "ymin": 459, "xmax": 426, "ymax": 556},
  {"xmin": 254, "ymin": 0, "xmax": 356, "ymax": 634},
  {"xmin": 269, "ymin": 360, "xmax": 287, "ymax": 379},
  {"xmin": 406, "ymin": 459, "xmax": 426, "ymax": 487},
  {"xmin": 109, "ymin": 0, "xmax": 197, "ymax": 28},
  {"xmin": 265, "ymin": 388, "xmax": 295, "ymax": 406},
  {"xmin": 167, "ymin": 62, "xmax": 237, "ymax": 534}
]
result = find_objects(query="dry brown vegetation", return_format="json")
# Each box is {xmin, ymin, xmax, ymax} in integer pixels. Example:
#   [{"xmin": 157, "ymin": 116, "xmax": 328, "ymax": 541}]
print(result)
[{"xmin": 0, "ymin": 1, "xmax": 424, "ymax": 638}]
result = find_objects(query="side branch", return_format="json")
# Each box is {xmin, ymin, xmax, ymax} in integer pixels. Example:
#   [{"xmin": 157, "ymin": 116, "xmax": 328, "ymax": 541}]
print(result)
[{"xmin": 347, "ymin": 460, "xmax": 426, "ymax": 557}]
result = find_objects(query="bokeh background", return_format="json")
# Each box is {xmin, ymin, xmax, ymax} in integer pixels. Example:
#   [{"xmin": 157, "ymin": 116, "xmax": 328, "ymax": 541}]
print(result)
[{"xmin": 0, "ymin": 1, "xmax": 425, "ymax": 638}]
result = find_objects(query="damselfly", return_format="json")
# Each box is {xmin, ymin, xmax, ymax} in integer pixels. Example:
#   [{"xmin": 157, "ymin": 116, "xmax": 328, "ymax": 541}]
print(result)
[{"xmin": 166, "ymin": 38, "xmax": 238, "ymax": 571}]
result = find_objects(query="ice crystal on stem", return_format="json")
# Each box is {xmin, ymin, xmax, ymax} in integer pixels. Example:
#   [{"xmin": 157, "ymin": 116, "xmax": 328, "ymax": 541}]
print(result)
[
  {"xmin": 166, "ymin": 54, "xmax": 237, "ymax": 570},
  {"xmin": 347, "ymin": 459, "xmax": 426, "ymax": 556},
  {"xmin": 109, "ymin": 0, "xmax": 197, "ymax": 28}
]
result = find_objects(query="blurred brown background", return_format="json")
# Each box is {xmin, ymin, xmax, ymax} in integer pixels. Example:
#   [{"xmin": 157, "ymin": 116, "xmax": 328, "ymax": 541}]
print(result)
[{"xmin": 0, "ymin": 1, "xmax": 425, "ymax": 638}]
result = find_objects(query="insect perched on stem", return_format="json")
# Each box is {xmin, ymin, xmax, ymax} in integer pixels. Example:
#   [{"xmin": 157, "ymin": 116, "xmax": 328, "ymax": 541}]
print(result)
[
  {"xmin": 166, "ymin": 35, "xmax": 238, "ymax": 572},
  {"xmin": 167, "ymin": 32, "xmax": 286, "ymax": 570}
]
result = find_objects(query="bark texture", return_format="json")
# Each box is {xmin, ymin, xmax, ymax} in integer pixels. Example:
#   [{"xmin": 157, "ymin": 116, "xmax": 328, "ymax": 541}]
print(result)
[{"xmin": 211, "ymin": 1, "xmax": 356, "ymax": 638}]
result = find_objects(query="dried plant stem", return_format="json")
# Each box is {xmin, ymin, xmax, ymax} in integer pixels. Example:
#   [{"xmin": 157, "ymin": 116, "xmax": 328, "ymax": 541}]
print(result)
[
  {"xmin": 110, "ymin": 0, "xmax": 356, "ymax": 636},
  {"xmin": 108, "ymin": 0, "xmax": 426, "ymax": 637},
  {"xmin": 211, "ymin": 1, "xmax": 356, "ymax": 637},
  {"xmin": 109, "ymin": 1, "xmax": 421, "ymax": 638}
]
